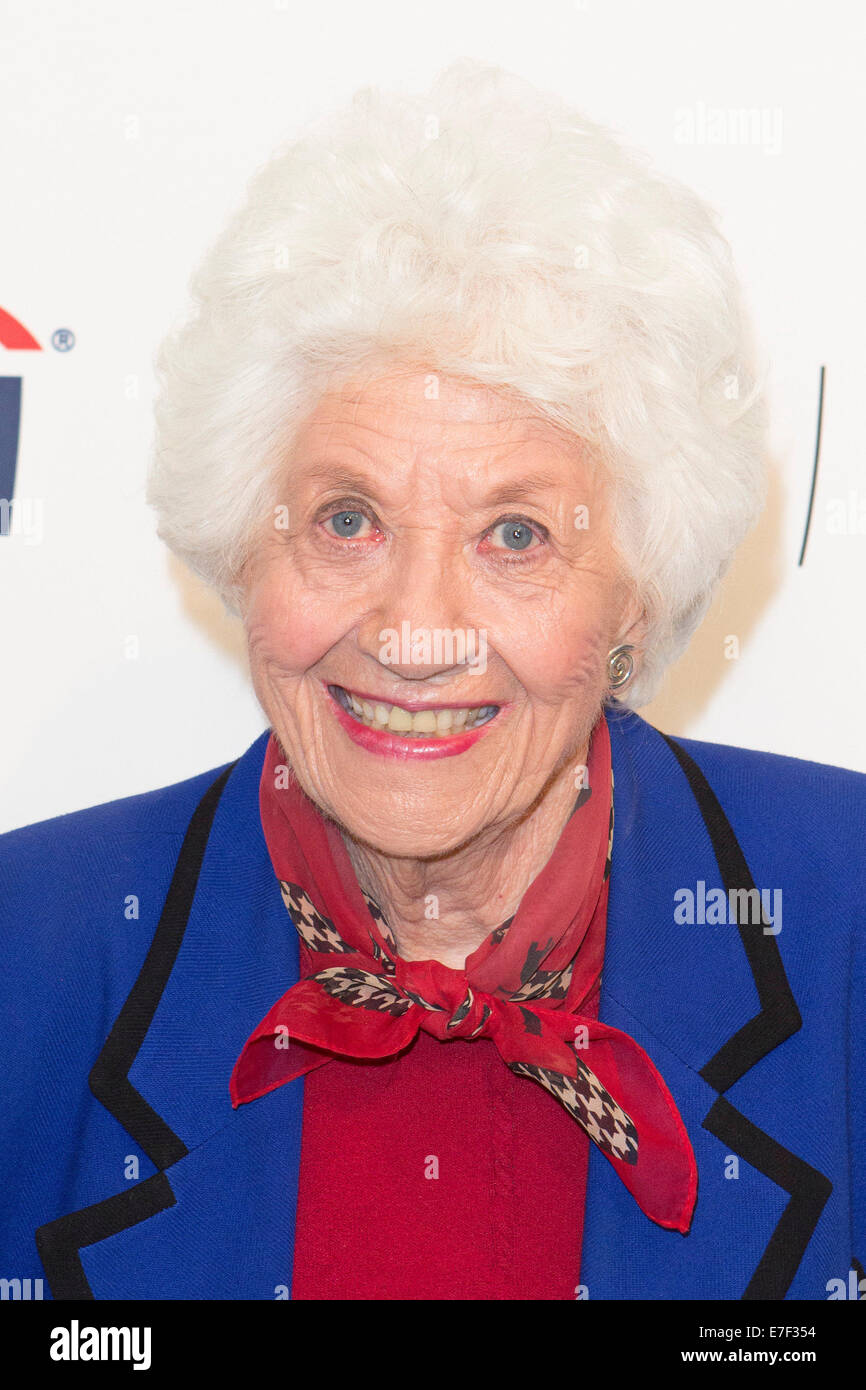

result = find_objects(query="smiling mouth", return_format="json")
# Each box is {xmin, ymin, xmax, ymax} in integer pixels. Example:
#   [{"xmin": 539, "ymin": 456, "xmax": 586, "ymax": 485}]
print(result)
[{"xmin": 328, "ymin": 684, "xmax": 500, "ymax": 738}]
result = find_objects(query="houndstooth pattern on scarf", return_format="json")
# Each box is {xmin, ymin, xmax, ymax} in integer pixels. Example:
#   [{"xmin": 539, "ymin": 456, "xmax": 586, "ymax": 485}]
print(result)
[{"xmin": 508, "ymin": 1059, "xmax": 638, "ymax": 1165}]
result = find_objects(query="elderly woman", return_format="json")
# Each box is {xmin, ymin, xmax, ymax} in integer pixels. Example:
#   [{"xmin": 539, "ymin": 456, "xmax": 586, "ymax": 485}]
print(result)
[{"xmin": 1, "ymin": 60, "xmax": 864, "ymax": 1305}]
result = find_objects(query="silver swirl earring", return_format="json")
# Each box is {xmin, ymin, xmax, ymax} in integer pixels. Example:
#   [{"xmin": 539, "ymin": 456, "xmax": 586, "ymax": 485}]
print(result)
[{"xmin": 607, "ymin": 643, "xmax": 635, "ymax": 690}]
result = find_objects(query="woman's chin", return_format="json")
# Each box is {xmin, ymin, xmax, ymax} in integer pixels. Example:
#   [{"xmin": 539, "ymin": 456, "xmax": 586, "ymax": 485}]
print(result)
[{"xmin": 331, "ymin": 805, "xmax": 487, "ymax": 861}]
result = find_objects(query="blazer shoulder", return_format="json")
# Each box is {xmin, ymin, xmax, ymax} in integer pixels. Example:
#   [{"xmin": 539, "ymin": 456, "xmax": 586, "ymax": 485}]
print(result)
[
  {"xmin": 610, "ymin": 707, "xmax": 866, "ymax": 875},
  {"xmin": 0, "ymin": 750, "xmax": 244, "ymax": 965},
  {"xmin": 657, "ymin": 720, "xmax": 866, "ymax": 893},
  {"xmin": 612, "ymin": 705, "xmax": 865, "ymax": 795},
  {"xmin": 1, "ymin": 756, "xmax": 235, "ymax": 852},
  {"xmin": 0, "ymin": 742, "xmax": 263, "ymax": 1071},
  {"xmin": 666, "ymin": 724, "xmax": 866, "ymax": 808}
]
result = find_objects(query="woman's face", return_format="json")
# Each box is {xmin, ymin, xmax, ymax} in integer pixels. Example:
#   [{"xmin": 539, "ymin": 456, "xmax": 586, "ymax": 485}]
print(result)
[{"xmin": 242, "ymin": 368, "xmax": 641, "ymax": 857}]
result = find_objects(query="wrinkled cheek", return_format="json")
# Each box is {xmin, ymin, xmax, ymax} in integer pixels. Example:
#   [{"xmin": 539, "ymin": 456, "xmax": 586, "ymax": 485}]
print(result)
[
  {"xmin": 502, "ymin": 618, "xmax": 609, "ymax": 701},
  {"xmin": 244, "ymin": 584, "xmax": 337, "ymax": 685},
  {"xmin": 561, "ymin": 628, "xmax": 609, "ymax": 693}
]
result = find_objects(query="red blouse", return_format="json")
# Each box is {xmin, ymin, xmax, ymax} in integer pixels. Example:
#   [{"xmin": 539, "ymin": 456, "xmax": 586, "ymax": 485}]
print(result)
[{"xmin": 289, "ymin": 987, "xmax": 601, "ymax": 1300}]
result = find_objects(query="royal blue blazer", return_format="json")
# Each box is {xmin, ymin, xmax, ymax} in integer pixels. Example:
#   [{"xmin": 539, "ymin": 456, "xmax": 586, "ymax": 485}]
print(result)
[{"xmin": 1, "ymin": 708, "xmax": 864, "ymax": 1301}]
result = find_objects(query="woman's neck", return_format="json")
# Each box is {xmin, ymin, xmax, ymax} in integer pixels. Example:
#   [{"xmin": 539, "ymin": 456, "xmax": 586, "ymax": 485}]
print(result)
[{"xmin": 341, "ymin": 746, "xmax": 588, "ymax": 969}]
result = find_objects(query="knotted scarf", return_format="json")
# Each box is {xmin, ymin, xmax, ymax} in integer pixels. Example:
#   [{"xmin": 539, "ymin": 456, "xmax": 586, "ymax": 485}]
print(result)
[{"xmin": 231, "ymin": 716, "xmax": 697, "ymax": 1233}]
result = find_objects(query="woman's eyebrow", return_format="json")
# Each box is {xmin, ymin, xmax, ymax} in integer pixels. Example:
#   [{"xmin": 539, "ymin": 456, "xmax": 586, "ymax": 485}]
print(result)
[
  {"xmin": 299, "ymin": 461, "xmax": 566, "ymax": 505},
  {"xmin": 474, "ymin": 471, "xmax": 568, "ymax": 507},
  {"xmin": 300, "ymin": 462, "xmax": 383, "ymax": 493}
]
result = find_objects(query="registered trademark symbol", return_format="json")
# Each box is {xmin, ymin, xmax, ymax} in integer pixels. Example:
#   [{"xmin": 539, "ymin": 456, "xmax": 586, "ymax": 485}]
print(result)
[{"xmin": 51, "ymin": 328, "xmax": 75, "ymax": 352}]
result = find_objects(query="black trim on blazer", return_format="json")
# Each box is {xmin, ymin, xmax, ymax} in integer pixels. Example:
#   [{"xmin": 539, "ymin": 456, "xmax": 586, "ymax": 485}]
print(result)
[
  {"xmin": 35, "ymin": 762, "xmax": 236, "ymax": 1300},
  {"xmin": 36, "ymin": 1175, "xmax": 176, "ymax": 1301},
  {"xmin": 662, "ymin": 736, "xmax": 802, "ymax": 1091},
  {"xmin": 703, "ymin": 1099, "xmax": 833, "ymax": 1300},
  {"xmin": 663, "ymin": 734, "xmax": 832, "ymax": 1301},
  {"xmin": 88, "ymin": 762, "xmax": 235, "ymax": 1168}
]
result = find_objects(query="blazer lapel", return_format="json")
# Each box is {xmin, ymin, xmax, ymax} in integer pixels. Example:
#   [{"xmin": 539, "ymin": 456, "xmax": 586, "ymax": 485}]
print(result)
[
  {"xmin": 36, "ymin": 734, "xmax": 305, "ymax": 1300},
  {"xmin": 579, "ymin": 710, "xmax": 831, "ymax": 1299}
]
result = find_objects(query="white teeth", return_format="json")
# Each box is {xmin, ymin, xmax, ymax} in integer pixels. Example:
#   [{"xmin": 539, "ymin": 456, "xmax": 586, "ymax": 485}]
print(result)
[
  {"xmin": 333, "ymin": 687, "xmax": 497, "ymax": 738},
  {"xmin": 387, "ymin": 705, "xmax": 414, "ymax": 733}
]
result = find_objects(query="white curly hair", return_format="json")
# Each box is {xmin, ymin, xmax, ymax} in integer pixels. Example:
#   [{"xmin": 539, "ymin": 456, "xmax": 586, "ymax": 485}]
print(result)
[{"xmin": 148, "ymin": 58, "xmax": 769, "ymax": 709}]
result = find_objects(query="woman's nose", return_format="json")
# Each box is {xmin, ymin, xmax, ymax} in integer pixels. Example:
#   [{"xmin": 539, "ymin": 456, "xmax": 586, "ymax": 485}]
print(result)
[{"xmin": 356, "ymin": 543, "xmax": 479, "ymax": 680}]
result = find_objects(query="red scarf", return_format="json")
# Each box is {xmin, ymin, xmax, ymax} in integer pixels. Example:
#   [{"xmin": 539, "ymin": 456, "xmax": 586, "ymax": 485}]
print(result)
[{"xmin": 231, "ymin": 716, "xmax": 697, "ymax": 1233}]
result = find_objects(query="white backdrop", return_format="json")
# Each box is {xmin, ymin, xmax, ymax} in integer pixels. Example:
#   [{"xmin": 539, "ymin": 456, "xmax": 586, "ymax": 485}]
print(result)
[{"xmin": 2, "ymin": 0, "xmax": 864, "ymax": 834}]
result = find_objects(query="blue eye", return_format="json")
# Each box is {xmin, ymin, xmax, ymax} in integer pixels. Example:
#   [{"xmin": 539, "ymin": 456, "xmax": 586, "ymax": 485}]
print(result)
[
  {"xmin": 490, "ymin": 520, "xmax": 537, "ymax": 551},
  {"xmin": 326, "ymin": 510, "xmax": 368, "ymax": 538}
]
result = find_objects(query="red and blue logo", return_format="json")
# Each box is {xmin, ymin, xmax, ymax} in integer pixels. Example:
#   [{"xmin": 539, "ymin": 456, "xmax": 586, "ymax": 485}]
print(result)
[{"xmin": 0, "ymin": 307, "xmax": 42, "ymax": 530}]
